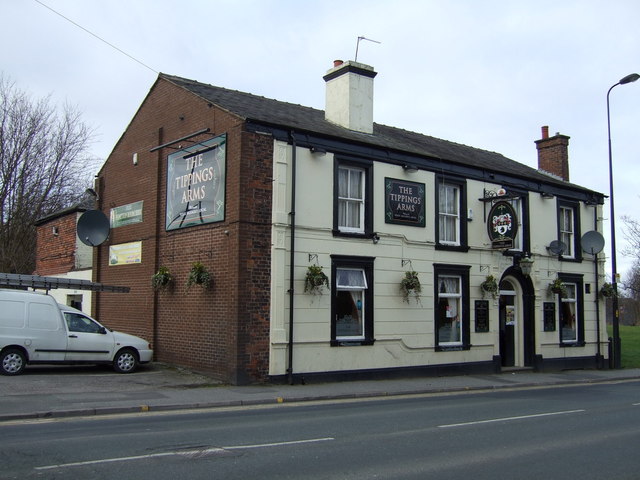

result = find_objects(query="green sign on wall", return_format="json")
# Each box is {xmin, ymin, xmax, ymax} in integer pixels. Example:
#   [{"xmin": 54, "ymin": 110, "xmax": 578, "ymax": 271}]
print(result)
[
  {"xmin": 165, "ymin": 135, "xmax": 226, "ymax": 231},
  {"xmin": 110, "ymin": 201, "xmax": 143, "ymax": 228}
]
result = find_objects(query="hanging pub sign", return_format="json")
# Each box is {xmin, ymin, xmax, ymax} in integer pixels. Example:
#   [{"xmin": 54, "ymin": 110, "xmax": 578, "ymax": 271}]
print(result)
[
  {"xmin": 384, "ymin": 177, "xmax": 425, "ymax": 227},
  {"xmin": 165, "ymin": 134, "xmax": 226, "ymax": 231},
  {"xmin": 487, "ymin": 200, "xmax": 518, "ymax": 249}
]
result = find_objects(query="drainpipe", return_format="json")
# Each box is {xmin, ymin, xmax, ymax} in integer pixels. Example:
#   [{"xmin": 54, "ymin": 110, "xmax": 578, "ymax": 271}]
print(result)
[
  {"xmin": 287, "ymin": 132, "xmax": 297, "ymax": 385},
  {"xmin": 593, "ymin": 206, "xmax": 603, "ymax": 367}
]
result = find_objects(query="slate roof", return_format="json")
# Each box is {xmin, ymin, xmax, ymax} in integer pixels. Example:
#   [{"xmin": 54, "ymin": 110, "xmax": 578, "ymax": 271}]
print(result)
[{"xmin": 161, "ymin": 73, "xmax": 599, "ymax": 196}]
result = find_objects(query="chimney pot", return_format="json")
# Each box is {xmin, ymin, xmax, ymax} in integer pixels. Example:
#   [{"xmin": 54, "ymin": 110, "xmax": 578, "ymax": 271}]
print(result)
[
  {"xmin": 333, "ymin": 59, "xmax": 344, "ymax": 67},
  {"xmin": 541, "ymin": 125, "xmax": 549, "ymax": 139}
]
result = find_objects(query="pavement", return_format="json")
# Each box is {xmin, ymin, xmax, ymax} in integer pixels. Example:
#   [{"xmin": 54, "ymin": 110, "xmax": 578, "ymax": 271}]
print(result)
[{"xmin": 1, "ymin": 363, "xmax": 640, "ymax": 422}]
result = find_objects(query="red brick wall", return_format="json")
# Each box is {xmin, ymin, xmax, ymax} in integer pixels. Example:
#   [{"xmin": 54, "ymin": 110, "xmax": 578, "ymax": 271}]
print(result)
[
  {"xmin": 93, "ymin": 78, "xmax": 273, "ymax": 384},
  {"xmin": 34, "ymin": 213, "xmax": 79, "ymax": 276}
]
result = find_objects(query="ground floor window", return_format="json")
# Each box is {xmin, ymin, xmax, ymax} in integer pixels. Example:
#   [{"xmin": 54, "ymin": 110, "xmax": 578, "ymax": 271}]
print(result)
[
  {"xmin": 434, "ymin": 264, "xmax": 470, "ymax": 350},
  {"xmin": 557, "ymin": 274, "xmax": 584, "ymax": 346},
  {"xmin": 331, "ymin": 255, "xmax": 375, "ymax": 346}
]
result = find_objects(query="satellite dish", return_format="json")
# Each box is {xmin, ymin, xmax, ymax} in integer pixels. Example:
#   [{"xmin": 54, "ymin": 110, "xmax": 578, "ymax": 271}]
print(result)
[
  {"xmin": 547, "ymin": 240, "xmax": 567, "ymax": 256},
  {"xmin": 581, "ymin": 230, "xmax": 605, "ymax": 255},
  {"xmin": 77, "ymin": 210, "xmax": 110, "ymax": 247}
]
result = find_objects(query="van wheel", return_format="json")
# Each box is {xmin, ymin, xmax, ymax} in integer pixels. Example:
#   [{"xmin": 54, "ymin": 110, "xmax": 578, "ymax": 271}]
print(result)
[
  {"xmin": 1, "ymin": 349, "xmax": 26, "ymax": 376},
  {"xmin": 113, "ymin": 349, "xmax": 138, "ymax": 374}
]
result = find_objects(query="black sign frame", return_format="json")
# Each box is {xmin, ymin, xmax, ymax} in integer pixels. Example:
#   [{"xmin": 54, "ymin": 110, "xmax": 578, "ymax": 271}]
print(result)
[
  {"xmin": 384, "ymin": 177, "xmax": 425, "ymax": 227},
  {"xmin": 487, "ymin": 200, "xmax": 518, "ymax": 249}
]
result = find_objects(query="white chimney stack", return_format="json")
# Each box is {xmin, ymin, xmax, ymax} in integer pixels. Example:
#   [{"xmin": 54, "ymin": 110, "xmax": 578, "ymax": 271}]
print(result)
[{"xmin": 323, "ymin": 60, "xmax": 377, "ymax": 134}]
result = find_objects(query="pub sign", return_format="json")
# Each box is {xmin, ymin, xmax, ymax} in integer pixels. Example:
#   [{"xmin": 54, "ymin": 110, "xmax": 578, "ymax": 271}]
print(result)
[
  {"xmin": 487, "ymin": 201, "xmax": 518, "ymax": 249},
  {"xmin": 385, "ymin": 177, "xmax": 425, "ymax": 227},
  {"xmin": 166, "ymin": 135, "xmax": 226, "ymax": 231}
]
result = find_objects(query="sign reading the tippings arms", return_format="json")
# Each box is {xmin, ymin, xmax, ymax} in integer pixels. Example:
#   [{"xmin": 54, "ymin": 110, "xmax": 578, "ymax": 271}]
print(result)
[
  {"xmin": 384, "ymin": 178, "xmax": 425, "ymax": 227},
  {"xmin": 487, "ymin": 200, "xmax": 518, "ymax": 249},
  {"xmin": 165, "ymin": 134, "xmax": 226, "ymax": 231}
]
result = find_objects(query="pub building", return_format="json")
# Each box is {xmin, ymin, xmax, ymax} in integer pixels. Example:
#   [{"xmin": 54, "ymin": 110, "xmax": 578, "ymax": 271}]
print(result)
[{"xmin": 91, "ymin": 61, "xmax": 606, "ymax": 384}]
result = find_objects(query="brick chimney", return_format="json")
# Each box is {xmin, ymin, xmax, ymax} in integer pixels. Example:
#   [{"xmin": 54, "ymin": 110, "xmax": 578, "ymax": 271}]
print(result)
[
  {"xmin": 323, "ymin": 60, "xmax": 377, "ymax": 134},
  {"xmin": 535, "ymin": 125, "xmax": 570, "ymax": 181}
]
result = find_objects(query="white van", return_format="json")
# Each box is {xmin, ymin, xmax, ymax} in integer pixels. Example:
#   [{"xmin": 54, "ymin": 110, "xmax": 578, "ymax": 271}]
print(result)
[{"xmin": 0, "ymin": 289, "xmax": 153, "ymax": 375}]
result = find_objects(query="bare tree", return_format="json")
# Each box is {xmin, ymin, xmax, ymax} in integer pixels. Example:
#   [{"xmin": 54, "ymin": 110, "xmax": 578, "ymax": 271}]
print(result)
[{"xmin": 0, "ymin": 75, "xmax": 97, "ymax": 273}]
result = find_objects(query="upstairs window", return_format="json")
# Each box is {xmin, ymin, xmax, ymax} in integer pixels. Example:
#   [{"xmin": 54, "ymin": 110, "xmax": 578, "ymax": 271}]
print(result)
[
  {"xmin": 436, "ymin": 177, "xmax": 468, "ymax": 251},
  {"xmin": 439, "ymin": 183, "xmax": 460, "ymax": 245},
  {"xmin": 557, "ymin": 200, "xmax": 580, "ymax": 261},
  {"xmin": 338, "ymin": 166, "xmax": 365, "ymax": 233},
  {"xmin": 333, "ymin": 160, "xmax": 373, "ymax": 237}
]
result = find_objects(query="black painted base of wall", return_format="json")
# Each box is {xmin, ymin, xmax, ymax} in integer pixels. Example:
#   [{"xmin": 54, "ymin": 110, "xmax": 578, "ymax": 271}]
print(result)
[
  {"xmin": 270, "ymin": 360, "xmax": 497, "ymax": 385},
  {"xmin": 270, "ymin": 354, "xmax": 609, "ymax": 385}
]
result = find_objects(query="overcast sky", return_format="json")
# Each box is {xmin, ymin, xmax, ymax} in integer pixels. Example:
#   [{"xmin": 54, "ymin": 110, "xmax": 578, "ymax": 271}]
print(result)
[{"xmin": 3, "ymin": 0, "xmax": 639, "ymax": 279}]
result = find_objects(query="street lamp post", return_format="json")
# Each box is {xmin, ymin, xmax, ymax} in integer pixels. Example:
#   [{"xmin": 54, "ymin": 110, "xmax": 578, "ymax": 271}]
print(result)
[{"xmin": 607, "ymin": 72, "xmax": 639, "ymax": 369}]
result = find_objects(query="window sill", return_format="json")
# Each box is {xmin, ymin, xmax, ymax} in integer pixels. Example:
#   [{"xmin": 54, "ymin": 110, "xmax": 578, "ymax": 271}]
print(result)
[
  {"xmin": 332, "ymin": 230, "xmax": 375, "ymax": 240},
  {"xmin": 435, "ymin": 344, "xmax": 471, "ymax": 352},
  {"xmin": 560, "ymin": 341, "xmax": 585, "ymax": 347},
  {"xmin": 558, "ymin": 256, "xmax": 583, "ymax": 263},
  {"xmin": 435, "ymin": 244, "xmax": 470, "ymax": 252},
  {"xmin": 331, "ymin": 339, "xmax": 375, "ymax": 347}
]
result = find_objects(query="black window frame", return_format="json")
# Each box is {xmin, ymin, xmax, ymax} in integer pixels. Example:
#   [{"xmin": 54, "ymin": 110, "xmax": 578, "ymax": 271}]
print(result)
[
  {"xmin": 557, "ymin": 199, "xmax": 582, "ymax": 262},
  {"xmin": 433, "ymin": 263, "xmax": 471, "ymax": 351},
  {"xmin": 330, "ymin": 255, "xmax": 375, "ymax": 346},
  {"xmin": 333, "ymin": 157, "xmax": 374, "ymax": 239},
  {"xmin": 557, "ymin": 273, "xmax": 585, "ymax": 347},
  {"xmin": 435, "ymin": 176, "xmax": 469, "ymax": 252}
]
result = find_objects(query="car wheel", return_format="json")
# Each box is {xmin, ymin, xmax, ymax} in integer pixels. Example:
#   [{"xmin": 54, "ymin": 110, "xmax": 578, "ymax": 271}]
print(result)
[
  {"xmin": 1, "ymin": 348, "xmax": 26, "ymax": 376},
  {"xmin": 113, "ymin": 348, "xmax": 138, "ymax": 374}
]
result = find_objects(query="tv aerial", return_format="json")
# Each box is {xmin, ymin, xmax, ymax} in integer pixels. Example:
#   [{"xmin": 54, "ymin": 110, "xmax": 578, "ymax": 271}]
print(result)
[
  {"xmin": 355, "ymin": 36, "xmax": 381, "ymax": 62},
  {"xmin": 77, "ymin": 210, "xmax": 110, "ymax": 247}
]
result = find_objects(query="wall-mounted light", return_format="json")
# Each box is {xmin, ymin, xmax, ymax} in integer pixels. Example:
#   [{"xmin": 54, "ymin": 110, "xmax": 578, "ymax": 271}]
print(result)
[
  {"xmin": 133, "ymin": 153, "xmax": 138, "ymax": 166},
  {"xmin": 372, "ymin": 233, "xmax": 380, "ymax": 244},
  {"xmin": 514, "ymin": 253, "xmax": 534, "ymax": 276},
  {"xmin": 52, "ymin": 226, "xmax": 59, "ymax": 236},
  {"xmin": 540, "ymin": 191, "xmax": 554, "ymax": 199},
  {"xmin": 310, "ymin": 147, "xmax": 327, "ymax": 156},
  {"xmin": 403, "ymin": 164, "xmax": 419, "ymax": 173}
]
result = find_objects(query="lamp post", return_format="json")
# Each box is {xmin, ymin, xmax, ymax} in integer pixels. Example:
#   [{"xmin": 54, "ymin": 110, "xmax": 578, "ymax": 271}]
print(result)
[{"xmin": 607, "ymin": 72, "xmax": 639, "ymax": 369}]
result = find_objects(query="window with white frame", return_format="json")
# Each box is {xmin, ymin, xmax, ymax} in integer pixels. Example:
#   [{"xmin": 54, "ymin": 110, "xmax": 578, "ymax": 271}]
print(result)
[
  {"xmin": 437, "ymin": 275, "xmax": 462, "ymax": 346},
  {"xmin": 560, "ymin": 282, "xmax": 578, "ymax": 342},
  {"xmin": 436, "ymin": 177, "xmax": 468, "ymax": 251},
  {"xmin": 337, "ymin": 166, "xmax": 365, "ymax": 233},
  {"xmin": 559, "ymin": 206, "xmax": 574, "ymax": 258},
  {"xmin": 335, "ymin": 268, "xmax": 367, "ymax": 340},
  {"xmin": 439, "ymin": 183, "xmax": 460, "ymax": 245},
  {"xmin": 331, "ymin": 255, "xmax": 375, "ymax": 346}
]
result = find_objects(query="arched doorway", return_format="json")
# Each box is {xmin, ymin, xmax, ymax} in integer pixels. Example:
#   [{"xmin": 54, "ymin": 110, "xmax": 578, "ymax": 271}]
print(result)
[{"xmin": 499, "ymin": 268, "xmax": 535, "ymax": 368}]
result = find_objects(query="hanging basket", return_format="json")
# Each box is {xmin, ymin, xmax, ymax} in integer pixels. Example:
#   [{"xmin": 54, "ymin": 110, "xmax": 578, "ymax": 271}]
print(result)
[
  {"xmin": 600, "ymin": 282, "xmax": 617, "ymax": 298},
  {"xmin": 186, "ymin": 262, "xmax": 212, "ymax": 290},
  {"xmin": 152, "ymin": 266, "xmax": 173, "ymax": 291},
  {"xmin": 480, "ymin": 275, "xmax": 498, "ymax": 299},
  {"xmin": 304, "ymin": 265, "xmax": 329, "ymax": 295},
  {"xmin": 548, "ymin": 277, "xmax": 568, "ymax": 297},
  {"xmin": 400, "ymin": 271, "xmax": 422, "ymax": 303}
]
